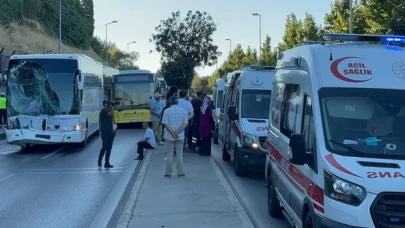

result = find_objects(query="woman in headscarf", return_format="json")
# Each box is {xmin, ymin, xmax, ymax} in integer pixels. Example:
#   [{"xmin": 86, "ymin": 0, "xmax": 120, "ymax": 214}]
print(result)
[{"xmin": 198, "ymin": 95, "xmax": 215, "ymax": 156}]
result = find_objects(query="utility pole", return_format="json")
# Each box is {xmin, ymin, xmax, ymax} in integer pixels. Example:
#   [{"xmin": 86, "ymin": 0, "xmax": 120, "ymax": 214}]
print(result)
[
  {"xmin": 105, "ymin": 21, "xmax": 118, "ymax": 66},
  {"xmin": 58, "ymin": 0, "xmax": 62, "ymax": 54},
  {"xmin": 349, "ymin": 0, "xmax": 353, "ymax": 33},
  {"xmin": 252, "ymin": 13, "xmax": 262, "ymax": 58}
]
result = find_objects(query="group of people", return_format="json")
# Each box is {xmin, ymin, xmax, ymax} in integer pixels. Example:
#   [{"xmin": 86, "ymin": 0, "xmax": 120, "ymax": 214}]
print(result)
[{"xmin": 97, "ymin": 86, "xmax": 215, "ymax": 178}]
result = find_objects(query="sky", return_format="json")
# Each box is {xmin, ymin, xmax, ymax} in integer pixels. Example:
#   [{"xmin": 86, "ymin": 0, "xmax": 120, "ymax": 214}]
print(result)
[{"xmin": 93, "ymin": 0, "xmax": 334, "ymax": 76}]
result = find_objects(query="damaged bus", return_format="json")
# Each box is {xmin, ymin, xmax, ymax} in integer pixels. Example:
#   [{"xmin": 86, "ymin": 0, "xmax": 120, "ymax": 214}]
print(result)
[{"xmin": 5, "ymin": 54, "xmax": 103, "ymax": 149}]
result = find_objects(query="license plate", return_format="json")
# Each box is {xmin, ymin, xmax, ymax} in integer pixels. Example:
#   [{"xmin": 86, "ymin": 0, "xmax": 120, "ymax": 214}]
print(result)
[{"xmin": 131, "ymin": 120, "xmax": 139, "ymax": 122}]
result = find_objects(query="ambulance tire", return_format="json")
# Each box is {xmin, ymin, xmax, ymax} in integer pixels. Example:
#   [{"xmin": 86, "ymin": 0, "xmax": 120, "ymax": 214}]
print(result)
[
  {"xmin": 222, "ymin": 145, "xmax": 231, "ymax": 161},
  {"xmin": 304, "ymin": 212, "xmax": 314, "ymax": 228},
  {"xmin": 267, "ymin": 175, "xmax": 282, "ymax": 218},
  {"xmin": 234, "ymin": 146, "xmax": 245, "ymax": 176}
]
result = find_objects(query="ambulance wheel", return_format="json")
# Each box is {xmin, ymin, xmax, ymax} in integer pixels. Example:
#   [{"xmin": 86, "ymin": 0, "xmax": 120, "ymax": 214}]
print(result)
[
  {"xmin": 222, "ymin": 145, "xmax": 231, "ymax": 162},
  {"xmin": 234, "ymin": 146, "xmax": 245, "ymax": 176},
  {"xmin": 304, "ymin": 212, "xmax": 314, "ymax": 228},
  {"xmin": 267, "ymin": 175, "xmax": 282, "ymax": 217}
]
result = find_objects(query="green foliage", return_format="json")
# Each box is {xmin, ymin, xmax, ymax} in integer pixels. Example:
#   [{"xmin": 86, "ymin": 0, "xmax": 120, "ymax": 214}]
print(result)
[
  {"xmin": 191, "ymin": 75, "xmax": 202, "ymax": 91},
  {"xmin": 260, "ymin": 35, "xmax": 277, "ymax": 66},
  {"xmin": 151, "ymin": 11, "xmax": 221, "ymax": 89}
]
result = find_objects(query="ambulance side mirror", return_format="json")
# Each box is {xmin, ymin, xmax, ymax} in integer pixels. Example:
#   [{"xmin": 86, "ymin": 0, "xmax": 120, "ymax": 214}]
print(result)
[{"xmin": 288, "ymin": 134, "xmax": 306, "ymax": 165}]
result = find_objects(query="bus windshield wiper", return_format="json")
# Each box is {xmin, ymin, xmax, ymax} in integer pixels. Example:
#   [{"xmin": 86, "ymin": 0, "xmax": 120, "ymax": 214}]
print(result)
[{"xmin": 329, "ymin": 140, "xmax": 365, "ymax": 157}]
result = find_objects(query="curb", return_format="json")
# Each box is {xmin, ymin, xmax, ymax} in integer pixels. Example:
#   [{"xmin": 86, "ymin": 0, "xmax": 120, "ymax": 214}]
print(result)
[
  {"xmin": 89, "ymin": 153, "xmax": 146, "ymax": 228},
  {"xmin": 210, "ymin": 157, "xmax": 256, "ymax": 228},
  {"xmin": 115, "ymin": 149, "xmax": 153, "ymax": 228}
]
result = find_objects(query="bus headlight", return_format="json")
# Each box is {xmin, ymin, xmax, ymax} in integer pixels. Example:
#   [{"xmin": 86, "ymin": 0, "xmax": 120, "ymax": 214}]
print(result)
[{"xmin": 324, "ymin": 170, "xmax": 366, "ymax": 206}]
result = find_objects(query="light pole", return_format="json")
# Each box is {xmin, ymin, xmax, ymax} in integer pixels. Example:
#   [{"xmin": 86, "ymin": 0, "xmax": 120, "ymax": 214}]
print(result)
[
  {"xmin": 349, "ymin": 0, "xmax": 353, "ymax": 33},
  {"xmin": 105, "ymin": 20, "xmax": 118, "ymax": 66},
  {"xmin": 127, "ymin": 41, "xmax": 136, "ymax": 53},
  {"xmin": 58, "ymin": 0, "xmax": 62, "ymax": 54},
  {"xmin": 225, "ymin": 38, "xmax": 231, "ymax": 55},
  {"xmin": 252, "ymin": 13, "xmax": 262, "ymax": 58}
]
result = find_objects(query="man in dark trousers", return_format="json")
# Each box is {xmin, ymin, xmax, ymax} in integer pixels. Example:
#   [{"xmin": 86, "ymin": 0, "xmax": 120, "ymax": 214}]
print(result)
[
  {"xmin": 98, "ymin": 100, "xmax": 115, "ymax": 168},
  {"xmin": 189, "ymin": 91, "xmax": 203, "ymax": 153}
]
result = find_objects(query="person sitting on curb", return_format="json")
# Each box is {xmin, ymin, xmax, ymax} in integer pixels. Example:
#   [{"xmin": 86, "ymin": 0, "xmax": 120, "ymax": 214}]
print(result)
[{"xmin": 135, "ymin": 122, "xmax": 156, "ymax": 160}]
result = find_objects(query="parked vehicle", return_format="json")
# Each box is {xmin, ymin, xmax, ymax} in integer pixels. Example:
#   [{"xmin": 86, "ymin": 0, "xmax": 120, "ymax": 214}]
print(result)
[{"xmin": 213, "ymin": 78, "xmax": 225, "ymax": 144}]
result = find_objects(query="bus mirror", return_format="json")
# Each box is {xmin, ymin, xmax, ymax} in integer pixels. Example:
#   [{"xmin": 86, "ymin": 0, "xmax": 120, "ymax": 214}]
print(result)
[{"xmin": 76, "ymin": 74, "xmax": 84, "ymax": 90}]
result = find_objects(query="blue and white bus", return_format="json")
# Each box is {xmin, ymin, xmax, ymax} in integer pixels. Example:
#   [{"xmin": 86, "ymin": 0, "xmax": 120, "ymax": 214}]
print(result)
[{"xmin": 5, "ymin": 54, "xmax": 104, "ymax": 149}]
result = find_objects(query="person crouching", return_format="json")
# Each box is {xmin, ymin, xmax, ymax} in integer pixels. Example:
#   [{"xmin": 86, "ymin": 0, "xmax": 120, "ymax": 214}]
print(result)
[{"xmin": 135, "ymin": 122, "xmax": 156, "ymax": 160}]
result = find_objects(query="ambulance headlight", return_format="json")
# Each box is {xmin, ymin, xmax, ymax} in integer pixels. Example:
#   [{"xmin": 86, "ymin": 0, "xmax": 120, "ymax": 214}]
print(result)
[
  {"xmin": 73, "ymin": 125, "xmax": 80, "ymax": 131},
  {"xmin": 242, "ymin": 132, "xmax": 256, "ymax": 147},
  {"xmin": 324, "ymin": 170, "xmax": 366, "ymax": 206}
]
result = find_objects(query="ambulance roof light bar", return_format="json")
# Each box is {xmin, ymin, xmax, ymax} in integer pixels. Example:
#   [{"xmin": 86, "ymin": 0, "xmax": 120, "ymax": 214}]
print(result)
[
  {"xmin": 240, "ymin": 65, "xmax": 275, "ymax": 71},
  {"xmin": 322, "ymin": 33, "xmax": 405, "ymax": 44},
  {"xmin": 300, "ymin": 41, "xmax": 325, "ymax": 46}
]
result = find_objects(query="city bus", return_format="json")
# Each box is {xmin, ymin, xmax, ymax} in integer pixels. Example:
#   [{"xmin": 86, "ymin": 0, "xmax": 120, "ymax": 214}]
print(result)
[
  {"xmin": 156, "ymin": 77, "xmax": 168, "ymax": 96},
  {"xmin": 103, "ymin": 66, "xmax": 119, "ymax": 100},
  {"xmin": 5, "ymin": 54, "xmax": 104, "ymax": 149},
  {"xmin": 112, "ymin": 69, "xmax": 155, "ymax": 124}
]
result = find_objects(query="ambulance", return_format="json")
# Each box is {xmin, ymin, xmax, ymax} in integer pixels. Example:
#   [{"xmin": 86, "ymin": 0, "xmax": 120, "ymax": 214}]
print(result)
[
  {"xmin": 218, "ymin": 65, "xmax": 275, "ymax": 176},
  {"xmin": 265, "ymin": 33, "xmax": 405, "ymax": 228},
  {"xmin": 213, "ymin": 78, "xmax": 225, "ymax": 144}
]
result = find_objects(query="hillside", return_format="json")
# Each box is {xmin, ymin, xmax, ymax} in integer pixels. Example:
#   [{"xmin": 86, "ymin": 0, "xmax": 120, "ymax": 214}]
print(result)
[{"xmin": 0, "ymin": 21, "xmax": 102, "ymax": 68}]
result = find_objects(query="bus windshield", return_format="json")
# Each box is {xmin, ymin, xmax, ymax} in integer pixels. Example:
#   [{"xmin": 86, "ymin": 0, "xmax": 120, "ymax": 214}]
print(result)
[
  {"xmin": 7, "ymin": 59, "xmax": 78, "ymax": 117},
  {"xmin": 241, "ymin": 90, "xmax": 271, "ymax": 119},
  {"xmin": 114, "ymin": 82, "xmax": 154, "ymax": 109}
]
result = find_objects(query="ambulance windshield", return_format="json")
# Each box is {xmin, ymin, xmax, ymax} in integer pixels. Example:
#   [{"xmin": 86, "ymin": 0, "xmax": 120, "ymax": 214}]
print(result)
[
  {"xmin": 241, "ymin": 90, "xmax": 271, "ymax": 119},
  {"xmin": 320, "ymin": 87, "xmax": 405, "ymax": 159}
]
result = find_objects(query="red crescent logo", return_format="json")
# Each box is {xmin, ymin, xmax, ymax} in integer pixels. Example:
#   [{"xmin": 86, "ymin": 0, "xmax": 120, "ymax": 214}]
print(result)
[
  {"xmin": 251, "ymin": 78, "xmax": 263, "ymax": 86},
  {"xmin": 330, "ymin": 57, "xmax": 372, "ymax": 83}
]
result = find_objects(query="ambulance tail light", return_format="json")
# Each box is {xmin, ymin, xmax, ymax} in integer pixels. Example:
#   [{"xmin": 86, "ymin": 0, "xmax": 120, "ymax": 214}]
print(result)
[{"xmin": 324, "ymin": 170, "xmax": 366, "ymax": 206}]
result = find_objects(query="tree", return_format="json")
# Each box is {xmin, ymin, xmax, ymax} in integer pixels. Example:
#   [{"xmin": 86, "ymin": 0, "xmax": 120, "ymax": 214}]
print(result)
[
  {"xmin": 324, "ymin": 0, "xmax": 368, "ymax": 34},
  {"xmin": 278, "ymin": 13, "xmax": 303, "ymax": 51},
  {"xmin": 81, "ymin": 0, "xmax": 95, "ymax": 38},
  {"xmin": 222, "ymin": 44, "xmax": 245, "ymax": 73},
  {"xmin": 242, "ymin": 46, "xmax": 258, "ymax": 65},
  {"xmin": 191, "ymin": 75, "xmax": 202, "ymax": 91},
  {"xmin": 151, "ymin": 11, "xmax": 221, "ymax": 88},
  {"xmin": 363, "ymin": 0, "xmax": 405, "ymax": 35},
  {"xmin": 260, "ymin": 35, "xmax": 277, "ymax": 65},
  {"xmin": 302, "ymin": 12, "xmax": 320, "ymax": 41}
]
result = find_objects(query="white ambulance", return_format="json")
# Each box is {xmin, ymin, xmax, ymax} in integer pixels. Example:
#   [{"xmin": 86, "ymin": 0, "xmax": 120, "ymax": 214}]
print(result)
[
  {"xmin": 213, "ymin": 78, "xmax": 225, "ymax": 144},
  {"xmin": 219, "ymin": 65, "xmax": 275, "ymax": 176},
  {"xmin": 265, "ymin": 33, "xmax": 405, "ymax": 228}
]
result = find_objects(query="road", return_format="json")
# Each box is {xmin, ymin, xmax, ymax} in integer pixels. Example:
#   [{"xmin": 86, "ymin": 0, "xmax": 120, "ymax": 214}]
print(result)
[
  {"xmin": 211, "ymin": 143, "xmax": 290, "ymax": 228},
  {"xmin": 0, "ymin": 129, "xmax": 143, "ymax": 228}
]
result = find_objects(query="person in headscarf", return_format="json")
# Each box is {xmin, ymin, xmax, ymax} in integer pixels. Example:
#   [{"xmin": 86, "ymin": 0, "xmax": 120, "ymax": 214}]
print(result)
[{"xmin": 198, "ymin": 95, "xmax": 215, "ymax": 156}]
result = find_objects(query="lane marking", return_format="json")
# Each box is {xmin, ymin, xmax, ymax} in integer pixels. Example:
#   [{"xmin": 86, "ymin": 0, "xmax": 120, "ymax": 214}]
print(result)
[
  {"xmin": 20, "ymin": 170, "xmax": 123, "ymax": 174},
  {"xmin": 0, "ymin": 174, "xmax": 15, "ymax": 184},
  {"xmin": 0, "ymin": 150, "xmax": 19, "ymax": 155},
  {"xmin": 40, "ymin": 146, "xmax": 68, "ymax": 160},
  {"xmin": 0, "ymin": 139, "xmax": 6, "ymax": 144}
]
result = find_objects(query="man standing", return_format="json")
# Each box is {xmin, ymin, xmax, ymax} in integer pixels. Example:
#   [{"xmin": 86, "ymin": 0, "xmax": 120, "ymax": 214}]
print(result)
[
  {"xmin": 162, "ymin": 96, "xmax": 188, "ymax": 178},
  {"xmin": 178, "ymin": 89, "xmax": 194, "ymax": 151},
  {"xmin": 98, "ymin": 100, "xmax": 115, "ymax": 168},
  {"xmin": 150, "ymin": 92, "xmax": 163, "ymax": 145},
  {"xmin": 0, "ymin": 92, "xmax": 6, "ymax": 128}
]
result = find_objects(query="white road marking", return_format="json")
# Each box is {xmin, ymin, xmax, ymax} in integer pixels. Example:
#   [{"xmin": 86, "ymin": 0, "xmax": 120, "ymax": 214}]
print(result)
[
  {"xmin": 0, "ymin": 139, "xmax": 7, "ymax": 144},
  {"xmin": 21, "ymin": 170, "xmax": 123, "ymax": 174},
  {"xmin": 0, "ymin": 174, "xmax": 15, "ymax": 183},
  {"xmin": 40, "ymin": 146, "xmax": 67, "ymax": 160},
  {"xmin": 0, "ymin": 150, "xmax": 19, "ymax": 155}
]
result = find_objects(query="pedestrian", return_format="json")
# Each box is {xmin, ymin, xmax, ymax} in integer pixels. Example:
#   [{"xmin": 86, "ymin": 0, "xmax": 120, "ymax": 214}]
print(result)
[
  {"xmin": 0, "ymin": 92, "xmax": 6, "ymax": 128},
  {"xmin": 98, "ymin": 100, "xmax": 115, "ymax": 168},
  {"xmin": 149, "ymin": 92, "xmax": 164, "ymax": 145},
  {"xmin": 199, "ymin": 95, "xmax": 215, "ymax": 156},
  {"xmin": 135, "ymin": 122, "xmax": 156, "ymax": 160},
  {"xmin": 177, "ymin": 89, "xmax": 194, "ymax": 151},
  {"xmin": 190, "ymin": 91, "xmax": 204, "ymax": 153},
  {"xmin": 161, "ymin": 96, "xmax": 188, "ymax": 178}
]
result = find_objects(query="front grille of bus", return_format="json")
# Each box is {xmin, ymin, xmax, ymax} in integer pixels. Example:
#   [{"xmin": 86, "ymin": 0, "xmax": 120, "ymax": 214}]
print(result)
[{"xmin": 370, "ymin": 192, "xmax": 405, "ymax": 228}]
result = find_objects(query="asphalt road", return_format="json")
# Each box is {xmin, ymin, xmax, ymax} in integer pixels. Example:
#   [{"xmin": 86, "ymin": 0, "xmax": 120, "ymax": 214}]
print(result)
[
  {"xmin": 211, "ymin": 143, "xmax": 290, "ymax": 228},
  {"xmin": 0, "ymin": 129, "xmax": 144, "ymax": 228}
]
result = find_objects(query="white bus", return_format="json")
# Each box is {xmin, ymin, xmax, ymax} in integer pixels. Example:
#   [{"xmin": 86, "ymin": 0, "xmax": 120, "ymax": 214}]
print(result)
[
  {"xmin": 103, "ymin": 66, "xmax": 119, "ymax": 100},
  {"xmin": 5, "ymin": 54, "xmax": 104, "ymax": 149}
]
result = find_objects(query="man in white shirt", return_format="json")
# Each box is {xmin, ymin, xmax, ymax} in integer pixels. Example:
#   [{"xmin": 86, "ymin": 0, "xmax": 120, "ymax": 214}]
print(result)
[
  {"xmin": 177, "ymin": 89, "xmax": 194, "ymax": 151},
  {"xmin": 162, "ymin": 96, "xmax": 188, "ymax": 177},
  {"xmin": 135, "ymin": 122, "xmax": 157, "ymax": 160}
]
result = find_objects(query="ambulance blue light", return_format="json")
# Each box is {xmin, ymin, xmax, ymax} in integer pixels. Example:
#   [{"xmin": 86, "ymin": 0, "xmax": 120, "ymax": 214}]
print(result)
[{"xmin": 381, "ymin": 37, "xmax": 405, "ymax": 43}]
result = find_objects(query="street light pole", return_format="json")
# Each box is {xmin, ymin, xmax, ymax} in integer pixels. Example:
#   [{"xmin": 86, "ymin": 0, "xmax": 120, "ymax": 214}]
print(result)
[
  {"xmin": 127, "ymin": 41, "xmax": 136, "ymax": 53},
  {"xmin": 58, "ymin": 0, "xmax": 62, "ymax": 54},
  {"xmin": 349, "ymin": 0, "xmax": 353, "ymax": 33},
  {"xmin": 105, "ymin": 20, "xmax": 118, "ymax": 66},
  {"xmin": 225, "ymin": 38, "xmax": 231, "ymax": 55},
  {"xmin": 252, "ymin": 13, "xmax": 262, "ymax": 58}
]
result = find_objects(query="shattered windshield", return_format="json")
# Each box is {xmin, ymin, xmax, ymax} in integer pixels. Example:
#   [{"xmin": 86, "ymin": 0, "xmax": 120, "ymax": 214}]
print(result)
[
  {"xmin": 7, "ymin": 59, "xmax": 78, "ymax": 117},
  {"xmin": 114, "ymin": 82, "xmax": 154, "ymax": 109},
  {"xmin": 320, "ymin": 88, "xmax": 405, "ymax": 159}
]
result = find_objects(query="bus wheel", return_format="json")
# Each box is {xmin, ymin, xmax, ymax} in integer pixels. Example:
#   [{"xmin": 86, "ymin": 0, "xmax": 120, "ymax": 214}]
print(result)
[
  {"xmin": 22, "ymin": 143, "xmax": 32, "ymax": 152},
  {"xmin": 80, "ymin": 134, "xmax": 88, "ymax": 148}
]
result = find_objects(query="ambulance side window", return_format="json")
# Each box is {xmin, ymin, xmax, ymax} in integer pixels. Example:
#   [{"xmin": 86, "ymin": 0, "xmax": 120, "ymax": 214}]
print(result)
[
  {"xmin": 270, "ymin": 83, "xmax": 285, "ymax": 130},
  {"xmin": 280, "ymin": 84, "xmax": 300, "ymax": 138},
  {"xmin": 301, "ymin": 95, "xmax": 317, "ymax": 172}
]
